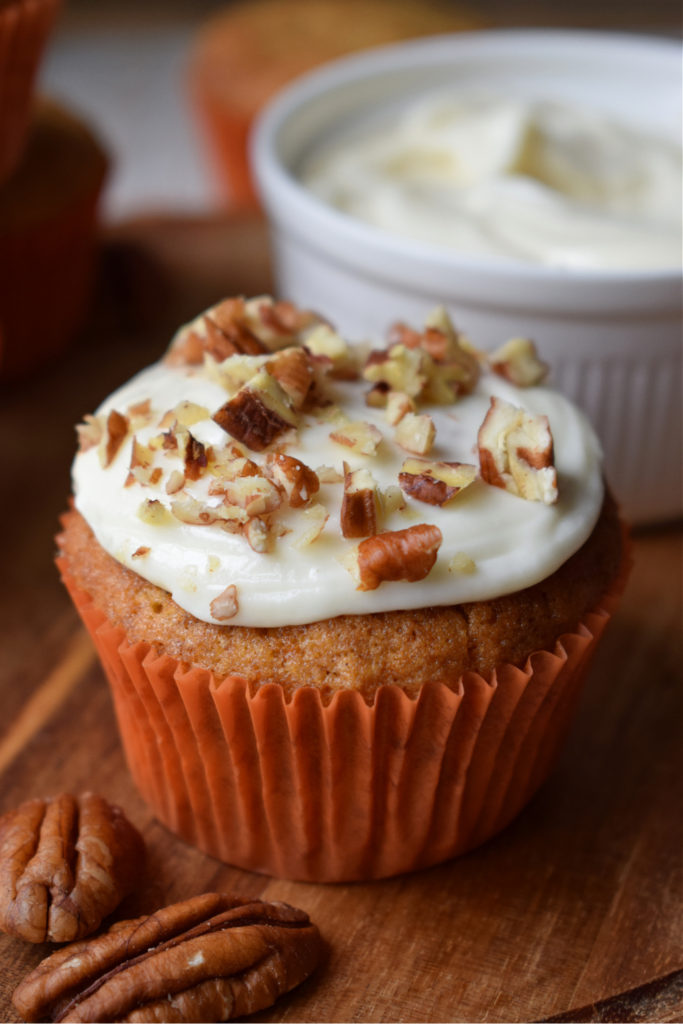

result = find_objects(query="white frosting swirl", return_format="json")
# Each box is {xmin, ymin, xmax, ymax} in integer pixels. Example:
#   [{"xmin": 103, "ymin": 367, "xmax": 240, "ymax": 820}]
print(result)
[
  {"xmin": 72, "ymin": 330, "xmax": 603, "ymax": 627},
  {"xmin": 302, "ymin": 96, "xmax": 682, "ymax": 271}
]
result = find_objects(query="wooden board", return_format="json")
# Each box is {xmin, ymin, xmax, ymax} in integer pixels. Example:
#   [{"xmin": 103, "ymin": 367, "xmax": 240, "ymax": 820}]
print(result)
[{"xmin": 0, "ymin": 214, "xmax": 681, "ymax": 1023}]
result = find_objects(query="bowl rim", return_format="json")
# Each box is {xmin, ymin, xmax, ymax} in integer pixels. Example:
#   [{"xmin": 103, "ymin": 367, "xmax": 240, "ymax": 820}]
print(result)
[{"xmin": 251, "ymin": 28, "xmax": 682, "ymax": 300}]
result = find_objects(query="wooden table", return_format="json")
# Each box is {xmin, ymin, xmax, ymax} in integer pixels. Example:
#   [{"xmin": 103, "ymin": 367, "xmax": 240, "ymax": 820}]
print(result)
[{"xmin": 1, "ymin": 216, "xmax": 681, "ymax": 1023}]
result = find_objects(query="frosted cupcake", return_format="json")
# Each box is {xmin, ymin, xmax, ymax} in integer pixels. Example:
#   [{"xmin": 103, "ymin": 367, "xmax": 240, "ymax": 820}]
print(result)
[{"xmin": 58, "ymin": 296, "xmax": 626, "ymax": 881}]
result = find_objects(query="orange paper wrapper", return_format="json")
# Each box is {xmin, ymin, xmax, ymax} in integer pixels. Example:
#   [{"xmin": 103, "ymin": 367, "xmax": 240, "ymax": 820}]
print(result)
[
  {"xmin": 0, "ymin": 0, "xmax": 62, "ymax": 184},
  {"xmin": 58, "ymin": 552, "xmax": 628, "ymax": 882}
]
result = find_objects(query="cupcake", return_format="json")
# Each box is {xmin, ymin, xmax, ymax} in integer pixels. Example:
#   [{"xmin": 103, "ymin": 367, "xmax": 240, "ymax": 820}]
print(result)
[
  {"xmin": 0, "ymin": 0, "xmax": 62, "ymax": 184},
  {"xmin": 189, "ymin": 0, "xmax": 484, "ymax": 208},
  {"xmin": 58, "ymin": 296, "xmax": 627, "ymax": 882},
  {"xmin": 0, "ymin": 97, "xmax": 108, "ymax": 381}
]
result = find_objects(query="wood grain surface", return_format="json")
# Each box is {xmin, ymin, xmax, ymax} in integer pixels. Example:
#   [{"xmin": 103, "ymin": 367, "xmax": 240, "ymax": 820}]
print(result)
[{"xmin": 0, "ymin": 215, "xmax": 681, "ymax": 1023}]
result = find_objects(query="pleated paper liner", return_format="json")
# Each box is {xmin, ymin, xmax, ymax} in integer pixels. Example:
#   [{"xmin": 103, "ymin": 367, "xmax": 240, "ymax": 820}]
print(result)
[
  {"xmin": 0, "ymin": 0, "xmax": 62, "ymax": 184},
  {"xmin": 57, "ymin": 551, "xmax": 628, "ymax": 883}
]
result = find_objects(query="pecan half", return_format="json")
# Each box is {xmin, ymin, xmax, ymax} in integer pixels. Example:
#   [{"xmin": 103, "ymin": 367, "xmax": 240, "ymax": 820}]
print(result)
[
  {"xmin": 355, "ymin": 523, "xmax": 442, "ymax": 591},
  {"xmin": 0, "ymin": 793, "xmax": 144, "ymax": 945},
  {"xmin": 13, "ymin": 892, "xmax": 322, "ymax": 1023}
]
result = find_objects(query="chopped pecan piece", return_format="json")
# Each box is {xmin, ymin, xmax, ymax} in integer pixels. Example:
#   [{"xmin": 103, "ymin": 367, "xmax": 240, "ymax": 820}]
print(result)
[
  {"xmin": 170, "ymin": 496, "xmax": 246, "ymax": 530},
  {"xmin": 267, "ymin": 453, "xmax": 320, "ymax": 507},
  {"xmin": 293, "ymin": 503, "xmax": 329, "ymax": 548},
  {"xmin": 478, "ymin": 396, "xmax": 558, "ymax": 504},
  {"xmin": 213, "ymin": 370, "xmax": 298, "ymax": 451},
  {"xmin": 125, "ymin": 438, "xmax": 156, "ymax": 487},
  {"xmin": 12, "ymin": 892, "xmax": 322, "ymax": 1023},
  {"xmin": 303, "ymin": 323, "xmax": 357, "ymax": 378},
  {"xmin": 266, "ymin": 347, "xmax": 315, "ymax": 410},
  {"xmin": 0, "ymin": 793, "xmax": 144, "ymax": 945},
  {"xmin": 388, "ymin": 309, "xmax": 481, "ymax": 402},
  {"xmin": 399, "ymin": 458, "xmax": 477, "ymax": 506},
  {"xmin": 210, "ymin": 584, "xmax": 239, "ymax": 621},
  {"xmin": 341, "ymin": 465, "xmax": 378, "ymax": 538},
  {"xmin": 165, "ymin": 469, "xmax": 185, "ymax": 494},
  {"xmin": 164, "ymin": 326, "xmax": 205, "ymax": 366},
  {"xmin": 354, "ymin": 523, "xmax": 442, "ymax": 591},
  {"xmin": 183, "ymin": 432, "xmax": 208, "ymax": 481},
  {"xmin": 362, "ymin": 344, "xmax": 426, "ymax": 398},
  {"xmin": 364, "ymin": 382, "xmax": 390, "ymax": 408},
  {"xmin": 99, "ymin": 410, "xmax": 129, "ymax": 468},
  {"xmin": 394, "ymin": 412, "xmax": 435, "ymax": 456},
  {"xmin": 127, "ymin": 398, "xmax": 152, "ymax": 420},
  {"xmin": 246, "ymin": 296, "xmax": 320, "ymax": 350},
  {"xmin": 489, "ymin": 337, "xmax": 548, "ymax": 387},
  {"xmin": 75, "ymin": 414, "xmax": 103, "ymax": 453},
  {"xmin": 329, "ymin": 419, "xmax": 382, "ymax": 456},
  {"xmin": 138, "ymin": 498, "xmax": 173, "ymax": 525},
  {"xmin": 243, "ymin": 517, "xmax": 270, "ymax": 553},
  {"xmin": 384, "ymin": 390, "xmax": 415, "ymax": 426},
  {"xmin": 166, "ymin": 300, "xmax": 269, "ymax": 366},
  {"xmin": 222, "ymin": 474, "xmax": 282, "ymax": 516},
  {"xmin": 449, "ymin": 551, "xmax": 477, "ymax": 574}
]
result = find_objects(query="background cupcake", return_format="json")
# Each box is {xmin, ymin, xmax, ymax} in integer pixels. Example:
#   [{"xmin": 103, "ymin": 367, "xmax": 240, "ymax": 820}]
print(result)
[
  {"xmin": 0, "ymin": 97, "xmax": 108, "ymax": 381},
  {"xmin": 189, "ymin": 0, "xmax": 484, "ymax": 208},
  {"xmin": 0, "ymin": 0, "xmax": 62, "ymax": 184}
]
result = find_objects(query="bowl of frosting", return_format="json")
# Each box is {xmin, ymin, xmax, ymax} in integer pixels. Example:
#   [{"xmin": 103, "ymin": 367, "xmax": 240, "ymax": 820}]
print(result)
[{"xmin": 251, "ymin": 29, "xmax": 682, "ymax": 523}]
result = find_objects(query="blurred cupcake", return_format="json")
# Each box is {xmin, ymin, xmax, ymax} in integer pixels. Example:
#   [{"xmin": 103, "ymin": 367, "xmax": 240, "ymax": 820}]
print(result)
[
  {"xmin": 0, "ymin": 97, "xmax": 108, "ymax": 381},
  {"xmin": 189, "ymin": 0, "xmax": 484, "ymax": 208},
  {"xmin": 0, "ymin": 0, "xmax": 63, "ymax": 184},
  {"xmin": 58, "ymin": 296, "xmax": 627, "ymax": 882}
]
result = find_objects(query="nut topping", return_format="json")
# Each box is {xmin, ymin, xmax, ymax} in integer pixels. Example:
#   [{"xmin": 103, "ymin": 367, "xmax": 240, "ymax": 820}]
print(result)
[
  {"xmin": 399, "ymin": 459, "xmax": 477, "ymax": 506},
  {"xmin": 394, "ymin": 412, "xmax": 436, "ymax": 456},
  {"xmin": 75, "ymin": 414, "xmax": 103, "ymax": 453},
  {"xmin": 329, "ymin": 418, "xmax": 382, "ymax": 456},
  {"xmin": 0, "ymin": 793, "xmax": 144, "ymax": 945},
  {"xmin": 100, "ymin": 410, "xmax": 129, "ymax": 468},
  {"xmin": 354, "ymin": 523, "xmax": 442, "ymax": 591},
  {"xmin": 340, "ymin": 465, "xmax": 379, "ymax": 538},
  {"xmin": 384, "ymin": 390, "xmax": 416, "ymax": 426},
  {"xmin": 267, "ymin": 453, "xmax": 320, "ymax": 507},
  {"xmin": 213, "ymin": 370, "xmax": 298, "ymax": 451},
  {"xmin": 183, "ymin": 433, "xmax": 209, "ymax": 481},
  {"xmin": 363, "ymin": 344, "xmax": 426, "ymax": 398},
  {"xmin": 489, "ymin": 337, "xmax": 548, "ymax": 387},
  {"xmin": 266, "ymin": 347, "xmax": 315, "ymax": 410},
  {"xmin": 12, "ymin": 892, "xmax": 322, "ymax": 1023},
  {"xmin": 478, "ymin": 396, "xmax": 558, "ymax": 504},
  {"xmin": 210, "ymin": 584, "xmax": 239, "ymax": 620}
]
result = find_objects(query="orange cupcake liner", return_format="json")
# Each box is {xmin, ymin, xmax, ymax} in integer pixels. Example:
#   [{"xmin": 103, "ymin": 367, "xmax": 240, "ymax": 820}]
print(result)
[
  {"xmin": 57, "ymin": 548, "xmax": 629, "ymax": 882},
  {"xmin": 0, "ymin": 0, "xmax": 62, "ymax": 184}
]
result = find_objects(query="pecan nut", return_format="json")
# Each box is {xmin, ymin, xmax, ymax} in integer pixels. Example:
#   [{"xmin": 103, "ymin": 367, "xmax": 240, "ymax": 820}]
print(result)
[
  {"xmin": 13, "ymin": 892, "xmax": 322, "ymax": 1023},
  {"xmin": 0, "ymin": 793, "xmax": 144, "ymax": 944},
  {"xmin": 355, "ymin": 523, "xmax": 442, "ymax": 591}
]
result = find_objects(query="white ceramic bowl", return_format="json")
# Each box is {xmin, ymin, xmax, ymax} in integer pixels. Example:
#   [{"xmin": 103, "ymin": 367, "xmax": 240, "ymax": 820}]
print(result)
[{"xmin": 251, "ymin": 30, "xmax": 682, "ymax": 523}]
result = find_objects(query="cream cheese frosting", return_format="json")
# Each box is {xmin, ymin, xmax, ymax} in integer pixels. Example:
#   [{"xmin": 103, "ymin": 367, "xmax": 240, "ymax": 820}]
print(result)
[
  {"xmin": 301, "ymin": 95, "xmax": 682, "ymax": 271},
  {"xmin": 72, "ymin": 299, "xmax": 604, "ymax": 627}
]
